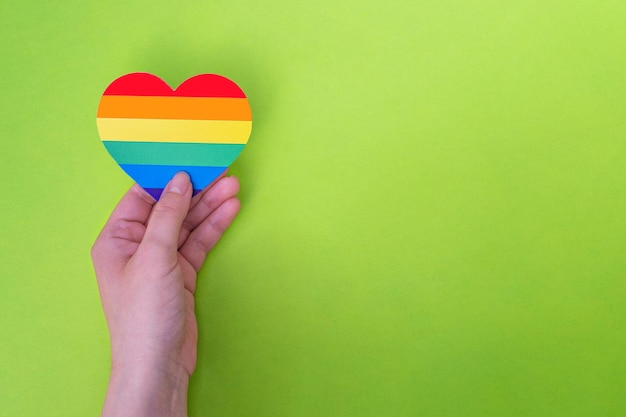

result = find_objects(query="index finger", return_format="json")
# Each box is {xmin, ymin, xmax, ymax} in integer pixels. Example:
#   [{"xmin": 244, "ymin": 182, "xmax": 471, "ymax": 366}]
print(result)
[
  {"xmin": 91, "ymin": 184, "xmax": 156, "ymax": 273},
  {"xmin": 105, "ymin": 184, "xmax": 156, "ymax": 226}
]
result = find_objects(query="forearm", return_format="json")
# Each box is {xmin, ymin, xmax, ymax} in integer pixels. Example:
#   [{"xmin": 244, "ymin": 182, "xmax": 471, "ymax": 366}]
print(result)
[{"xmin": 102, "ymin": 360, "xmax": 189, "ymax": 417}]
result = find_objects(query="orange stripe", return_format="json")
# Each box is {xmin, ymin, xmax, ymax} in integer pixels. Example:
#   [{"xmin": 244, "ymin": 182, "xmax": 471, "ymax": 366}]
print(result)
[{"xmin": 97, "ymin": 96, "xmax": 252, "ymax": 121}]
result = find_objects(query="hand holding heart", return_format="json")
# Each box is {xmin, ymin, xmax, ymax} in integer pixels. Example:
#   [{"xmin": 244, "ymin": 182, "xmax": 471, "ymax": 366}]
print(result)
[{"xmin": 91, "ymin": 172, "xmax": 240, "ymax": 417}]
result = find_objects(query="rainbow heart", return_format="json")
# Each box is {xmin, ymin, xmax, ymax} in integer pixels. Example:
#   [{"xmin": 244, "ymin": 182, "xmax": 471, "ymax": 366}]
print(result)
[{"xmin": 97, "ymin": 73, "xmax": 252, "ymax": 200}]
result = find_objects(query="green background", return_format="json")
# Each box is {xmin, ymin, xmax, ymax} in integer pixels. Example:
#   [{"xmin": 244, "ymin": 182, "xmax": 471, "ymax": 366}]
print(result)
[{"xmin": 1, "ymin": 1, "xmax": 625, "ymax": 416}]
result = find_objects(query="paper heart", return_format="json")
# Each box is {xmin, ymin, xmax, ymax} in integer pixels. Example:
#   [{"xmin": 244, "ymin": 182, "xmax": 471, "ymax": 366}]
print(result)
[{"xmin": 97, "ymin": 73, "xmax": 252, "ymax": 200}]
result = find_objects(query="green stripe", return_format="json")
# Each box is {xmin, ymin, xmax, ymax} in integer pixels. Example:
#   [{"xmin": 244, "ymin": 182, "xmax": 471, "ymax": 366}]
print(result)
[{"xmin": 102, "ymin": 141, "xmax": 245, "ymax": 166}]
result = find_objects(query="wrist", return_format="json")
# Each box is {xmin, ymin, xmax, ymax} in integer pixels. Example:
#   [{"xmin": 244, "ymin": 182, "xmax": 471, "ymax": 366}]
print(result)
[{"xmin": 102, "ymin": 355, "xmax": 189, "ymax": 417}]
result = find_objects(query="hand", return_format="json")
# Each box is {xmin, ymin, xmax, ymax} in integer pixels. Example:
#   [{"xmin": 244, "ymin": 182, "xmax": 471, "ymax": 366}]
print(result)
[{"xmin": 91, "ymin": 172, "xmax": 240, "ymax": 417}]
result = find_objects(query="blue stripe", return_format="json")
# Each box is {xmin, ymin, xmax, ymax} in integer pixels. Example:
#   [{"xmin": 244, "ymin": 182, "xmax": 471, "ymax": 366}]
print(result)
[{"xmin": 119, "ymin": 164, "xmax": 227, "ymax": 190}]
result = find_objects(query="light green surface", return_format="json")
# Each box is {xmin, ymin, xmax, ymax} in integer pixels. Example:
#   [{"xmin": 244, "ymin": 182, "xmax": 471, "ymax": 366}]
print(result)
[{"xmin": 2, "ymin": 1, "xmax": 626, "ymax": 416}]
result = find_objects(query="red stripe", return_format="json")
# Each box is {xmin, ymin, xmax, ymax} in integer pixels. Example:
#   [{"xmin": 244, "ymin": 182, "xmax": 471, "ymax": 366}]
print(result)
[
  {"xmin": 103, "ymin": 73, "xmax": 171, "ymax": 96},
  {"xmin": 103, "ymin": 73, "xmax": 246, "ymax": 98},
  {"xmin": 176, "ymin": 74, "xmax": 246, "ymax": 98}
]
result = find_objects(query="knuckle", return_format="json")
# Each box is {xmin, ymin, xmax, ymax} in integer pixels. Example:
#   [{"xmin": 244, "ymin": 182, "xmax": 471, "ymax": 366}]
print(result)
[
  {"xmin": 209, "ymin": 220, "xmax": 228, "ymax": 234},
  {"xmin": 90, "ymin": 240, "xmax": 101, "ymax": 261},
  {"xmin": 145, "ymin": 232, "xmax": 173, "ymax": 252},
  {"xmin": 153, "ymin": 197, "xmax": 182, "ymax": 216},
  {"xmin": 189, "ymin": 234, "xmax": 211, "ymax": 254},
  {"xmin": 198, "ymin": 192, "xmax": 216, "ymax": 212},
  {"xmin": 108, "ymin": 220, "xmax": 129, "ymax": 240},
  {"xmin": 221, "ymin": 197, "xmax": 241, "ymax": 216},
  {"xmin": 199, "ymin": 177, "xmax": 240, "ymax": 212}
]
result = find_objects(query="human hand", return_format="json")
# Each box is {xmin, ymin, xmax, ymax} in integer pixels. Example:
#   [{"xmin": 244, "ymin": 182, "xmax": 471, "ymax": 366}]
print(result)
[{"xmin": 91, "ymin": 172, "xmax": 240, "ymax": 417}]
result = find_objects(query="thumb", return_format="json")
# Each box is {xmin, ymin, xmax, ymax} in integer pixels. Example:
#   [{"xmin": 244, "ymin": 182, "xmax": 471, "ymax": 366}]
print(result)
[{"xmin": 142, "ymin": 172, "xmax": 192, "ymax": 255}]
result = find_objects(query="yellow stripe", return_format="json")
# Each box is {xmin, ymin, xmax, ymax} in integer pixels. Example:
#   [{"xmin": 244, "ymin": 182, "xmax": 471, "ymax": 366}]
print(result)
[{"xmin": 97, "ymin": 118, "xmax": 252, "ymax": 144}]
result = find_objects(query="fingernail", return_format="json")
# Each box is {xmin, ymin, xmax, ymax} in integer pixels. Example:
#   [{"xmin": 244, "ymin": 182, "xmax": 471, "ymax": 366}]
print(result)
[{"xmin": 168, "ymin": 172, "xmax": 190, "ymax": 195}]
